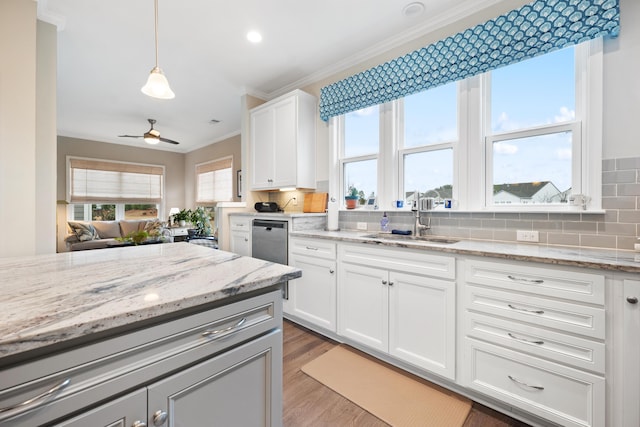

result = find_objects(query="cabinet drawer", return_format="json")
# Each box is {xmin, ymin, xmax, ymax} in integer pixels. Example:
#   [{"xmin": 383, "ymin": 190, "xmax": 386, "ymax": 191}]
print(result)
[
  {"xmin": 229, "ymin": 217, "xmax": 252, "ymax": 231},
  {"xmin": 464, "ymin": 285, "xmax": 605, "ymax": 339},
  {"xmin": 465, "ymin": 259, "xmax": 604, "ymax": 305},
  {"xmin": 339, "ymin": 243, "xmax": 455, "ymax": 280},
  {"xmin": 465, "ymin": 311, "xmax": 605, "ymax": 373},
  {"xmin": 290, "ymin": 237, "xmax": 336, "ymax": 260},
  {"xmin": 0, "ymin": 291, "xmax": 280, "ymax": 426},
  {"xmin": 464, "ymin": 339, "xmax": 604, "ymax": 427}
]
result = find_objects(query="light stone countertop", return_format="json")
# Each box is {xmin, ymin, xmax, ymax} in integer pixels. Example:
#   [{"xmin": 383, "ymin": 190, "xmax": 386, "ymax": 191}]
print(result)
[
  {"xmin": 291, "ymin": 229, "xmax": 640, "ymax": 273},
  {"xmin": 0, "ymin": 243, "xmax": 300, "ymax": 360}
]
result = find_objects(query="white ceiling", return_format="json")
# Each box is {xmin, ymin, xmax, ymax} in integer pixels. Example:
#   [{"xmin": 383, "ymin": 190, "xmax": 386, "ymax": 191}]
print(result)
[{"xmin": 40, "ymin": 0, "xmax": 514, "ymax": 153}]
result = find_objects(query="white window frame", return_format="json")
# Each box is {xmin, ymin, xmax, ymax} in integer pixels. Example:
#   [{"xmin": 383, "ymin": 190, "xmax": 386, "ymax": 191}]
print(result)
[
  {"xmin": 195, "ymin": 156, "xmax": 234, "ymax": 205},
  {"xmin": 330, "ymin": 39, "xmax": 603, "ymax": 213}
]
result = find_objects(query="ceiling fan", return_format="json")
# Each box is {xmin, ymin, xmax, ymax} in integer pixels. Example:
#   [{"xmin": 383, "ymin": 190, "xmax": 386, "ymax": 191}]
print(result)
[{"xmin": 118, "ymin": 118, "xmax": 179, "ymax": 145}]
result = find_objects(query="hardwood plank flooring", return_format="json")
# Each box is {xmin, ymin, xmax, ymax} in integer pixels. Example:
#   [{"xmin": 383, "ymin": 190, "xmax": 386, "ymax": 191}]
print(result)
[{"xmin": 283, "ymin": 320, "xmax": 531, "ymax": 427}]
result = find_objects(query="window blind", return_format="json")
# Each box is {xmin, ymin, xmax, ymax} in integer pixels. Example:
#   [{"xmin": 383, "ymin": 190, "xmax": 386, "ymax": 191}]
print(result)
[
  {"xmin": 196, "ymin": 158, "xmax": 233, "ymax": 204},
  {"xmin": 69, "ymin": 158, "xmax": 164, "ymax": 204},
  {"xmin": 320, "ymin": 0, "xmax": 619, "ymax": 121}
]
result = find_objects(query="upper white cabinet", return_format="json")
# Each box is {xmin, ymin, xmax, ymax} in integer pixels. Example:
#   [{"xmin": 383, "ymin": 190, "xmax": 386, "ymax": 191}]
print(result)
[{"xmin": 250, "ymin": 90, "xmax": 317, "ymax": 190}]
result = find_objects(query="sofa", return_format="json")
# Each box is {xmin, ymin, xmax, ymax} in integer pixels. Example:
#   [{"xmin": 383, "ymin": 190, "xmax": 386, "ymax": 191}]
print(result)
[{"xmin": 65, "ymin": 219, "xmax": 168, "ymax": 251}]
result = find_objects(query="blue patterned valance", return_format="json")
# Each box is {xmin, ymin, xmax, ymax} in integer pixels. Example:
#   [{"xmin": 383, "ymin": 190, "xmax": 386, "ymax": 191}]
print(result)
[{"xmin": 320, "ymin": 0, "xmax": 619, "ymax": 121}]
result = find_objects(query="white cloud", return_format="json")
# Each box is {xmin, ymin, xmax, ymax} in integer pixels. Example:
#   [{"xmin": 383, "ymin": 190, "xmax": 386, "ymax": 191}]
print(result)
[
  {"xmin": 494, "ymin": 112, "xmax": 521, "ymax": 132},
  {"xmin": 554, "ymin": 106, "xmax": 575, "ymax": 123},
  {"xmin": 494, "ymin": 141, "xmax": 518, "ymax": 154}
]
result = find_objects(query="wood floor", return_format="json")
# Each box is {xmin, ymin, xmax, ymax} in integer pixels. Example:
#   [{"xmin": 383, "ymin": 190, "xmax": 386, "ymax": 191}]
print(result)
[{"xmin": 282, "ymin": 320, "xmax": 531, "ymax": 427}]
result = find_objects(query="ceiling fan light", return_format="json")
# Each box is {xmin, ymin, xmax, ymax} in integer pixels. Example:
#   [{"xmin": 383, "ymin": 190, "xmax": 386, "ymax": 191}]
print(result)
[
  {"xmin": 143, "ymin": 132, "xmax": 160, "ymax": 144},
  {"xmin": 141, "ymin": 67, "xmax": 175, "ymax": 99}
]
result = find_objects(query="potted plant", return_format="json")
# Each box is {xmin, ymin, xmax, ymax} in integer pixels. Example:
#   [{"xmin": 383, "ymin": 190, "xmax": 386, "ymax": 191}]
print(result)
[
  {"xmin": 188, "ymin": 207, "xmax": 212, "ymax": 238},
  {"xmin": 345, "ymin": 185, "xmax": 359, "ymax": 210},
  {"xmin": 173, "ymin": 209, "xmax": 191, "ymax": 227}
]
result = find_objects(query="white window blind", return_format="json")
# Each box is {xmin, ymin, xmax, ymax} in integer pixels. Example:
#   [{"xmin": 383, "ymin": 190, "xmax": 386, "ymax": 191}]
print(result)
[
  {"xmin": 69, "ymin": 158, "xmax": 164, "ymax": 204},
  {"xmin": 196, "ymin": 157, "xmax": 233, "ymax": 204}
]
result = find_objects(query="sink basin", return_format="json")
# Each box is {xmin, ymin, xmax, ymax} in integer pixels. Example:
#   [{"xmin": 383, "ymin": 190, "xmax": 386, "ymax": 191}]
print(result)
[{"xmin": 362, "ymin": 233, "xmax": 459, "ymax": 244}]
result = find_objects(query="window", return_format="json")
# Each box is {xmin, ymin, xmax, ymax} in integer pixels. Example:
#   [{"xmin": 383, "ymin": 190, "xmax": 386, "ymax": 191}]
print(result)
[
  {"xmin": 196, "ymin": 157, "xmax": 233, "ymax": 204},
  {"xmin": 401, "ymin": 81, "xmax": 457, "ymax": 206},
  {"xmin": 68, "ymin": 157, "xmax": 164, "ymax": 221},
  {"xmin": 485, "ymin": 46, "xmax": 577, "ymax": 207},
  {"xmin": 341, "ymin": 106, "xmax": 379, "ymax": 206},
  {"xmin": 333, "ymin": 40, "xmax": 601, "ymax": 211}
]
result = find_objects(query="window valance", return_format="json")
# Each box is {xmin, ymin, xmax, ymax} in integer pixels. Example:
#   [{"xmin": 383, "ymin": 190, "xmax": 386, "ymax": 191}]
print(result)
[
  {"xmin": 319, "ymin": 0, "xmax": 619, "ymax": 121},
  {"xmin": 69, "ymin": 157, "xmax": 164, "ymax": 204}
]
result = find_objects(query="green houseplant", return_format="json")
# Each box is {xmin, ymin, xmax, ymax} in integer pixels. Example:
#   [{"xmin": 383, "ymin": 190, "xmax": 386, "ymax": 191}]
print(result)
[
  {"xmin": 345, "ymin": 185, "xmax": 359, "ymax": 210},
  {"xmin": 188, "ymin": 207, "xmax": 212, "ymax": 237},
  {"xmin": 173, "ymin": 209, "xmax": 191, "ymax": 227}
]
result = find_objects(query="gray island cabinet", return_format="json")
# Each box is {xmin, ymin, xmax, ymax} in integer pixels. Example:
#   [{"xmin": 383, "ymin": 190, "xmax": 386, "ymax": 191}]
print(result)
[{"xmin": 0, "ymin": 243, "xmax": 300, "ymax": 426}]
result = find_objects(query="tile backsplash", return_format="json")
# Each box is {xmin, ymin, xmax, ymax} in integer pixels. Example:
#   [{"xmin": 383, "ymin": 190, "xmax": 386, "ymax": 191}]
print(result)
[{"xmin": 340, "ymin": 156, "xmax": 640, "ymax": 251}]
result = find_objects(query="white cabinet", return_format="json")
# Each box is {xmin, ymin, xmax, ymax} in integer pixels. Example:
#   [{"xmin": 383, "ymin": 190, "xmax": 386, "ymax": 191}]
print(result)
[
  {"xmin": 622, "ymin": 279, "xmax": 640, "ymax": 427},
  {"xmin": 337, "ymin": 243, "xmax": 456, "ymax": 380},
  {"xmin": 229, "ymin": 215, "xmax": 251, "ymax": 256},
  {"xmin": 461, "ymin": 258, "xmax": 606, "ymax": 427},
  {"xmin": 250, "ymin": 90, "xmax": 316, "ymax": 190},
  {"xmin": 287, "ymin": 237, "xmax": 337, "ymax": 332}
]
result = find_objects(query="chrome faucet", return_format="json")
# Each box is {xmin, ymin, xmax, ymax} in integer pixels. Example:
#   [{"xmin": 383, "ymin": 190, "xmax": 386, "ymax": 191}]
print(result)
[{"xmin": 412, "ymin": 191, "xmax": 431, "ymax": 237}]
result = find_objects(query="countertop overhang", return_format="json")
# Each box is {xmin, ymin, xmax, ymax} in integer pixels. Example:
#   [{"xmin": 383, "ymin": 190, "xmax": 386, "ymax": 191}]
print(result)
[
  {"xmin": 0, "ymin": 243, "xmax": 300, "ymax": 360},
  {"xmin": 291, "ymin": 229, "xmax": 640, "ymax": 273}
]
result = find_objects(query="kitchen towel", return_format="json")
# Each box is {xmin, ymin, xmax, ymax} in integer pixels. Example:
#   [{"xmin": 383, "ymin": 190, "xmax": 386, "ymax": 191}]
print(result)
[
  {"xmin": 327, "ymin": 198, "xmax": 339, "ymax": 230},
  {"xmin": 302, "ymin": 345, "xmax": 472, "ymax": 427}
]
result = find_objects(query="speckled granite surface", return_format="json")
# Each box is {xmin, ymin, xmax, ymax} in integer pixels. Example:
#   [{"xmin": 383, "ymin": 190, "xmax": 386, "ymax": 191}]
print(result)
[
  {"xmin": 291, "ymin": 229, "xmax": 640, "ymax": 273},
  {"xmin": 0, "ymin": 243, "xmax": 300, "ymax": 359}
]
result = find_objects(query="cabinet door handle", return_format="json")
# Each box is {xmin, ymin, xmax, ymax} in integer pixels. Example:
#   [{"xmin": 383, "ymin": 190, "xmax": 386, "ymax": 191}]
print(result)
[
  {"xmin": 388, "ymin": 281, "xmax": 394, "ymax": 286},
  {"xmin": 132, "ymin": 421, "xmax": 147, "ymax": 427},
  {"xmin": 305, "ymin": 246, "xmax": 319, "ymax": 251},
  {"xmin": 508, "ymin": 332, "xmax": 544, "ymax": 345},
  {"xmin": 508, "ymin": 304, "xmax": 544, "ymax": 315},
  {"xmin": 153, "ymin": 410, "xmax": 168, "ymax": 426},
  {"xmin": 329, "ymin": 269, "xmax": 335, "ymax": 274},
  {"xmin": 244, "ymin": 237, "xmax": 248, "ymax": 242},
  {"xmin": 382, "ymin": 280, "xmax": 388, "ymax": 285},
  {"xmin": 508, "ymin": 375, "xmax": 544, "ymax": 390},
  {"xmin": 0, "ymin": 378, "xmax": 71, "ymax": 421},
  {"xmin": 202, "ymin": 317, "xmax": 247, "ymax": 338},
  {"xmin": 508, "ymin": 275, "xmax": 544, "ymax": 284},
  {"xmin": 627, "ymin": 296, "xmax": 638, "ymax": 304}
]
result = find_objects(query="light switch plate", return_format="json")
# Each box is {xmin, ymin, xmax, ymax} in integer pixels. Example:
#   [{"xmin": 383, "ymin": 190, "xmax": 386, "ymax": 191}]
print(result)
[{"xmin": 516, "ymin": 230, "xmax": 539, "ymax": 242}]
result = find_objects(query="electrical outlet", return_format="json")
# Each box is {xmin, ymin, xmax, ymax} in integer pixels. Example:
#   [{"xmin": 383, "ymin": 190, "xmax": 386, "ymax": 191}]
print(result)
[
  {"xmin": 356, "ymin": 222, "xmax": 368, "ymax": 231},
  {"xmin": 516, "ymin": 230, "xmax": 539, "ymax": 242},
  {"xmin": 292, "ymin": 197, "xmax": 297, "ymax": 206}
]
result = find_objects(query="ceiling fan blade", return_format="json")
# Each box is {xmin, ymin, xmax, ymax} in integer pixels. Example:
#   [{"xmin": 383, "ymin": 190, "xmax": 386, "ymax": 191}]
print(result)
[
  {"xmin": 118, "ymin": 135, "xmax": 143, "ymax": 138},
  {"xmin": 159, "ymin": 137, "xmax": 180, "ymax": 145}
]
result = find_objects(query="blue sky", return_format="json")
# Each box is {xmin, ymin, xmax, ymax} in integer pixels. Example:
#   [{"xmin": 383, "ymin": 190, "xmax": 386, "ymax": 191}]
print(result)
[{"xmin": 344, "ymin": 45, "xmax": 576, "ymax": 201}]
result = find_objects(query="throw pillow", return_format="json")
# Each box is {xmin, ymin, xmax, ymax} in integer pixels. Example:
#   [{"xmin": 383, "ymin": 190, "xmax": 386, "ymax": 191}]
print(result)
[
  {"xmin": 68, "ymin": 221, "xmax": 100, "ymax": 242},
  {"xmin": 92, "ymin": 221, "xmax": 121, "ymax": 239},
  {"xmin": 143, "ymin": 219, "xmax": 163, "ymax": 237},
  {"xmin": 119, "ymin": 220, "xmax": 144, "ymax": 237}
]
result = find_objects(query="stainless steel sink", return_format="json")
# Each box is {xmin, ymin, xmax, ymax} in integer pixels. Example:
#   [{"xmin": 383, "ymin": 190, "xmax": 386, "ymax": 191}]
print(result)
[{"xmin": 362, "ymin": 233, "xmax": 459, "ymax": 244}]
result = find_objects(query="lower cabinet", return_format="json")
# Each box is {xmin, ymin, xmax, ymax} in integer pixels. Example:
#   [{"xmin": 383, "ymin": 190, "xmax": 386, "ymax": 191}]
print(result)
[
  {"xmin": 623, "ymin": 279, "xmax": 640, "ymax": 427},
  {"xmin": 229, "ymin": 215, "xmax": 251, "ymax": 256},
  {"xmin": 337, "ymin": 243, "xmax": 456, "ymax": 380},
  {"xmin": 55, "ymin": 389, "xmax": 147, "ymax": 427}
]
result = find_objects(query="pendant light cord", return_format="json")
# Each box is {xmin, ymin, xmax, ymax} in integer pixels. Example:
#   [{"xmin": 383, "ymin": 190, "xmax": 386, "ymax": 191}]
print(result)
[{"xmin": 153, "ymin": 0, "xmax": 159, "ymax": 68}]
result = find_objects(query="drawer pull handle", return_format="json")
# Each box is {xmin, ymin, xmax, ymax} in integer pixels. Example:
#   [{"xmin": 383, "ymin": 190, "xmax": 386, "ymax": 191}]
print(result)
[
  {"xmin": 508, "ymin": 304, "xmax": 544, "ymax": 315},
  {"xmin": 508, "ymin": 332, "xmax": 544, "ymax": 345},
  {"xmin": 132, "ymin": 421, "xmax": 147, "ymax": 427},
  {"xmin": 202, "ymin": 317, "xmax": 247, "ymax": 338},
  {"xmin": 305, "ymin": 246, "xmax": 319, "ymax": 251},
  {"xmin": 508, "ymin": 375, "xmax": 544, "ymax": 390},
  {"xmin": 628, "ymin": 296, "xmax": 638, "ymax": 304},
  {"xmin": 329, "ymin": 269, "xmax": 335, "ymax": 274},
  {"xmin": 508, "ymin": 275, "xmax": 544, "ymax": 284},
  {"xmin": 0, "ymin": 378, "xmax": 71, "ymax": 420}
]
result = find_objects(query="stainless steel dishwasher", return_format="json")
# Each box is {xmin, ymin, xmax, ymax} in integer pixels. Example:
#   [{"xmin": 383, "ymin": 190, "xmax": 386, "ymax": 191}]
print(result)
[{"xmin": 252, "ymin": 219, "xmax": 289, "ymax": 298}]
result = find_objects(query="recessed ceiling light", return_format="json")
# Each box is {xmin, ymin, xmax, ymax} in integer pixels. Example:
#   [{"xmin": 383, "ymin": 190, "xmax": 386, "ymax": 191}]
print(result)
[
  {"xmin": 247, "ymin": 31, "xmax": 262, "ymax": 43},
  {"xmin": 402, "ymin": 2, "xmax": 425, "ymax": 17}
]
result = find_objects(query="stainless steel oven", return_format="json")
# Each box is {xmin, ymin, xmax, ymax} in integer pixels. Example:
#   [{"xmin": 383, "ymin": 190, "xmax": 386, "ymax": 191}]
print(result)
[{"xmin": 251, "ymin": 219, "xmax": 289, "ymax": 298}]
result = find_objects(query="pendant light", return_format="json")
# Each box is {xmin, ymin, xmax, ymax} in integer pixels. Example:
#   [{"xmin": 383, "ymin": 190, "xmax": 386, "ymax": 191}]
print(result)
[{"xmin": 141, "ymin": 0, "xmax": 175, "ymax": 99}]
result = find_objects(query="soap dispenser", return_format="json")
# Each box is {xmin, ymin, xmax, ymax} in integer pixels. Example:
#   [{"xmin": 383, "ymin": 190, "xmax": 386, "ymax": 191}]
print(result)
[{"xmin": 380, "ymin": 212, "xmax": 390, "ymax": 232}]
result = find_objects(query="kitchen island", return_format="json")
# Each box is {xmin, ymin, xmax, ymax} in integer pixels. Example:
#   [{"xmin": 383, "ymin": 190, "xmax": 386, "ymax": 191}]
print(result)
[{"xmin": 0, "ymin": 243, "xmax": 300, "ymax": 426}]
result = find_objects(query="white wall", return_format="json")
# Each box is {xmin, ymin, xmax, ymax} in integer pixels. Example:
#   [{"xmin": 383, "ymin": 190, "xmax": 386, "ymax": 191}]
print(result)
[
  {"xmin": 603, "ymin": 0, "xmax": 640, "ymax": 159},
  {"xmin": 0, "ymin": 0, "xmax": 38, "ymax": 257}
]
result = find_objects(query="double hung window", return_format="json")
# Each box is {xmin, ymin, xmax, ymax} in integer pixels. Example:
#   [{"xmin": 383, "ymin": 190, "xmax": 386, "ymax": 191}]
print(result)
[{"xmin": 195, "ymin": 157, "xmax": 233, "ymax": 205}]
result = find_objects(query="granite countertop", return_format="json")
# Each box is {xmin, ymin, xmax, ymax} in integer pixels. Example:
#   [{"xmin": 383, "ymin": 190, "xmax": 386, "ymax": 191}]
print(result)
[
  {"xmin": 291, "ymin": 229, "xmax": 640, "ymax": 273},
  {"xmin": 0, "ymin": 243, "xmax": 301, "ymax": 359},
  {"xmin": 230, "ymin": 211, "xmax": 327, "ymax": 218}
]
